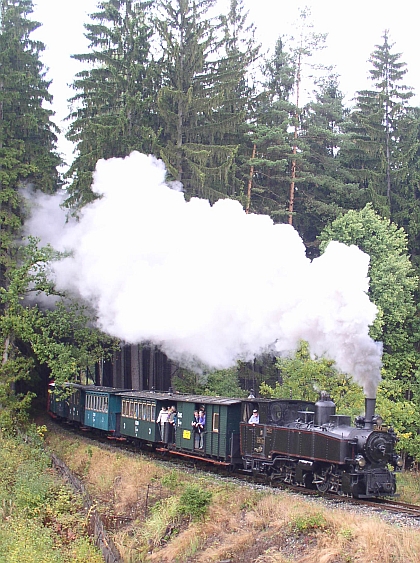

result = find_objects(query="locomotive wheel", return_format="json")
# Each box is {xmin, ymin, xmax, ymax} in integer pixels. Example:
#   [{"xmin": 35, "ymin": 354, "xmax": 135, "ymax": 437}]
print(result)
[
  {"xmin": 315, "ymin": 476, "xmax": 330, "ymax": 493},
  {"xmin": 316, "ymin": 480, "xmax": 330, "ymax": 493}
]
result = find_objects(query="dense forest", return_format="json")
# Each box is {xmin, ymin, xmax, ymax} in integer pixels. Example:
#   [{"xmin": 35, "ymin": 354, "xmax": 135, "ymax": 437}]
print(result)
[{"xmin": 1, "ymin": 0, "xmax": 420, "ymax": 458}]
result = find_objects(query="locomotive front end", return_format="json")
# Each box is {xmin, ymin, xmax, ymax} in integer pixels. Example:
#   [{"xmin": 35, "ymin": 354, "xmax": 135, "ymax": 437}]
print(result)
[{"xmin": 348, "ymin": 398, "xmax": 402, "ymax": 497}]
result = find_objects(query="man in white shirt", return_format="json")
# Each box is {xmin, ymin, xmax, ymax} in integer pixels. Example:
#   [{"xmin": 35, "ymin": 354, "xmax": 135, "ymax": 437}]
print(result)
[{"xmin": 248, "ymin": 409, "xmax": 259, "ymax": 424}]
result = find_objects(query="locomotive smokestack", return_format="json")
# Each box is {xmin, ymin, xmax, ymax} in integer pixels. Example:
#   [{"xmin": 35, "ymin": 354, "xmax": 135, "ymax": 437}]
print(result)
[{"xmin": 364, "ymin": 397, "xmax": 376, "ymax": 428}]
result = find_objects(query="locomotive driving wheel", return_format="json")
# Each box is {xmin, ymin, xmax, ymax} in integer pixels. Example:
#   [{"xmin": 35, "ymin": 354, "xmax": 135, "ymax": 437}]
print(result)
[
  {"xmin": 314, "ymin": 467, "xmax": 332, "ymax": 493},
  {"xmin": 315, "ymin": 477, "xmax": 330, "ymax": 493}
]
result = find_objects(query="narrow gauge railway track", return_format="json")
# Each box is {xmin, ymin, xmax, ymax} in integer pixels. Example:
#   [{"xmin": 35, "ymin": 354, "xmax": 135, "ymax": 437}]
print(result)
[{"xmin": 46, "ymin": 418, "xmax": 420, "ymax": 524}]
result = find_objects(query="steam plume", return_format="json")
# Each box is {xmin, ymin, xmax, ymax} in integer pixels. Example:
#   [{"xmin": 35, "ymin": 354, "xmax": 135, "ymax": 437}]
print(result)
[{"xmin": 24, "ymin": 152, "xmax": 382, "ymax": 397}]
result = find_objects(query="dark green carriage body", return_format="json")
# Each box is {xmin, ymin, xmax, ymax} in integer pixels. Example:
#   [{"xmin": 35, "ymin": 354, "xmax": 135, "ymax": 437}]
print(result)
[
  {"xmin": 118, "ymin": 391, "xmax": 160, "ymax": 442},
  {"xmin": 174, "ymin": 396, "xmax": 242, "ymax": 461},
  {"xmin": 67, "ymin": 386, "xmax": 83, "ymax": 423},
  {"xmin": 48, "ymin": 387, "xmax": 69, "ymax": 419},
  {"xmin": 117, "ymin": 391, "xmax": 242, "ymax": 463}
]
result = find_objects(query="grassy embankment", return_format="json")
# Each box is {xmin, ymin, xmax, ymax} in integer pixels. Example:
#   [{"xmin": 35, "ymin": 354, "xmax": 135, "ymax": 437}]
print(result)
[
  {"xmin": 42, "ymin": 423, "xmax": 420, "ymax": 563},
  {"xmin": 0, "ymin": 425, "xmax": 103, "ymax": 563}
]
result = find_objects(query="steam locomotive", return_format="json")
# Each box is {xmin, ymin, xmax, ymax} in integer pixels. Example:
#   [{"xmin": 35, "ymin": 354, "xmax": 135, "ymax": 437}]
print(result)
[{"xmin": 48, "ymin": 383, "xmax": 402, "ymax": 498}]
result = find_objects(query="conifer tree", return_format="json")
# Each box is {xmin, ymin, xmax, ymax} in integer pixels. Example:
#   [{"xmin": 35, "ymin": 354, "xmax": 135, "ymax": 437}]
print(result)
[
  {"xmin": 247, "ymin": 9, "xmax": 330, "ymax": 231},
  {"xmin": 0, "ymin": 0, "xmax": 61, "ymax": 392},
  {"xmin": 285, "ymin": 7, "xmax": 328, "ymax": 226},
  {"xmin": 0, "ymin": 0, "xmax": 60, "ymax": 292},
  {"xmin": 65, "ymin": 0, "xmax": 158, "ymax": 209},
  {"xmin": 217, "ymin": 0, "xmax": 260, "ymax": 200},
  {"xmin": 294, "ymin": 76, "xmax": 366, "ymax": 255},
  {"xmin": 247, "ymin": 37, "xmax": 295, "ymax": 219},
  {"xmin": 341, "ymin": 31, "xmax": 418, "ymax": 217},
  {"xmin": 154, "ymin": 0, "xmax": 243, "ymax": 201}
]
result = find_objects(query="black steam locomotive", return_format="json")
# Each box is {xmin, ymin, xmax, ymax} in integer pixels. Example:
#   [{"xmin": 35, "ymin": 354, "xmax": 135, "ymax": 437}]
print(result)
[{"xmin": 48, "ymin": 384, "xmax": 402, "ymax": 498}]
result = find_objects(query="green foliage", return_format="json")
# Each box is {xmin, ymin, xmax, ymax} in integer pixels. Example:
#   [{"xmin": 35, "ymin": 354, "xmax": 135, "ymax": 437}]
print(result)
[
  {"xmin": 161, "ymin": 469, "xmax": 180, "ymax": 490},
  {"xmin": 155, "ymin": 0, "xmax": 252, "ymax": 201},
  {"xmin": 65, "ymin": 0, "xmax": 159, "ymax": 209},
  {"xmin": 178, "ymin": 484, "xmax": 212, "ymax": 521},
  {"xmin": 319, "ymin": 205, "xmax": 420, "ymax": 458},
  {"xmin": 290, "ymin": 512, "xmax": 328, "ymax": 534},
  {"xmin": 202, "ymin": 367, "xmax": 245, "ymax": 397},
  {"xmin": 319, "ymin": 204, "xmax": 418, "ymax": 359},
  {"xmin": 172, "ymin": 365, "xmax": 245, "ymax": 397},
  {"xmin": 0, "ymin": 238, "xmax": 118, "ymax": 415},
  {"xmin": 0, "ymin": 0, "xmax": 61, "ymax": 289},
  {"xmin": 0, "ymin": 431, "xmax": 101, "ymax": 562},
  {"xmin": 260, "ymin": 341, "xmax": 364, "ymax": 415}
]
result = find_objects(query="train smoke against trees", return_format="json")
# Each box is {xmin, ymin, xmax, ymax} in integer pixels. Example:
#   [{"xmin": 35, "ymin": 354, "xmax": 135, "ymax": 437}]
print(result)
[{"xmin": 24, "ymin": 152, "xmax": 383, "ymax": 398}]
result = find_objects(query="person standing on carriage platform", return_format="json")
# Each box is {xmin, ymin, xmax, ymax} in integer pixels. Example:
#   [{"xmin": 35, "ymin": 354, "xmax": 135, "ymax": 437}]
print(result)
[
  {"xmin": 167, "ymin": 405, "xmax": 177, "ymax": 443},
  {"xmin": 156, "ymin": 406, "xmax": 169, "ymax": 441},
  {"xmin": 191, "ymin": 410, "xmax": 201, "ymax": 449},
  {"xmin": 197, "ymin": 409, "xmax": 206, "ymax": 449}
]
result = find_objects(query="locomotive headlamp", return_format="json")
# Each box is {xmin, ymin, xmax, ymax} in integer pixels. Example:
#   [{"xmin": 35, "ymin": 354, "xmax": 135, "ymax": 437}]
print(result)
[
  {"xmin": 396, "ymin": 456, "xmax": 404, "ymax": 468},
  {"xmin": 355, "ymin": 455, "xmax": 366, "ymax": 468},
  {"xmin": 373, "ymin": 415, "xmax": 383, "ymax": 426}
]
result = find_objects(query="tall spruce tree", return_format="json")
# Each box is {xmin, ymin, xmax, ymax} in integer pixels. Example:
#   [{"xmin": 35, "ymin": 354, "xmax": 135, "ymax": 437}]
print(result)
[
  {"xmin": 154, "ymin": 0, "xmax": 243, "ymax": 200},
  {"xmin": 0, "ymin": 0, "xmax": 61, "ymax": 295},
  {"xmin": 65, "ymin": 0, "xmax": 158, "ymax": 209},
  {"xmin": 293, "ymin": 76, "xmax": 366, "ymax": 256},
  {"xmin": 218, "ymin": 0, "xmax": 260, "ymax": 201},
  {"xmin": 247, "ymin": 9, "xmax": 331, "ymax": 232},
  {"xmin": 285, "ymin": 7, "xmax": 328, "ymax": 226},
  {"xmin": 0, "ymin": 0, "xmax": 61, "ymax": 390},
  {"xmin": 247, "ymin": 37, "xmax": 295, "ymax": 220},
  {"xmin": 341, "ymin": 32, "xmax": 418, "ymax": 217}
]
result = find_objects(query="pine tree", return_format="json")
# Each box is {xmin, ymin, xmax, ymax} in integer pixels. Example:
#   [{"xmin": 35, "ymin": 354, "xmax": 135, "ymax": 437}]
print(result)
[
  {"xmin": 217, "ymin": 0, "xmax": 260, "ymax": 201},
  {"xmin": 65, "ymin": 0, "xmax": 158, "ymax": 209},
  {"xmin": 285, "ymin": 7, "xmax": 328, "ymax": 226},
  {"xmin": 154, "ymin": 0, "xmax": 243, "ymax": 201},
  {"xmin": 247, "ymin": 37, "xmax": 295, "ymax": 220},
  {"xmin": 247, "ymin": 9, "xmax": 331, "ymax": 230},
  {"xmin": 294, "ymin": 76, "xmax": 367, "ymax": 256},
  {"xmin": 341, "ymin": 31, "xmax": 418, "ymax": 216},
  {"xmin": 0, "ymin": 0, "xmax": 61, "ymax": 391},
  {"xmin": 0, "ymin": 0, "xmax": 61, "ymax": 289}
]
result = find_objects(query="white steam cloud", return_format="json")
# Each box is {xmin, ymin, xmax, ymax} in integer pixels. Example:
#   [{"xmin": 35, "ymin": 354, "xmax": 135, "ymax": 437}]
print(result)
[{"xmin": 24, "ymin": 151, "xmax": 382, "ymax": 397}]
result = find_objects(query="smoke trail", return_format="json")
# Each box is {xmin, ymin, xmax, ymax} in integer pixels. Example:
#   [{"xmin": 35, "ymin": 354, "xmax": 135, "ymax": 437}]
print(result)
[{"xmin": 24, "ymin": 152, "xmax": 382, "ymax": 396}]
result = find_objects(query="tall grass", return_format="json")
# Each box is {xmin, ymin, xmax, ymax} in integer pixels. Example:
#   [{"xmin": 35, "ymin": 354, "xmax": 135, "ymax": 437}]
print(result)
[
  {"xmin": 0, "ymin": 428, "xmax": 102, "ymax": 563},
  {"xmin": 45, "ymin": 425, "xmax": 420, "ymax": 563}
]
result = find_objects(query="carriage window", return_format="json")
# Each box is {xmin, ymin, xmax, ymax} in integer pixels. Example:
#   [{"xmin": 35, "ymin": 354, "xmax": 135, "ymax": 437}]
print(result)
[
  {"xmin": 129, "ymin": 401, "xmax": 135, "ymax": 418},
  {"xmin": 146, "ymin": 403, "xmax": 152, "ymax": 422},
  {"xmin": 212, "ymin": 413, "xmax": 219, "ymax": 433},
  {"xmin": 122, "ymin": 400, "xmax": 128, "ymax": 416}
]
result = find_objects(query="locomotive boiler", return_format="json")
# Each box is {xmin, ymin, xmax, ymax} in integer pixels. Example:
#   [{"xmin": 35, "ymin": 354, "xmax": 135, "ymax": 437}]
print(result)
[{"xmin": 241, "ymin": 392, "xmax": 402, "ymax": 498}]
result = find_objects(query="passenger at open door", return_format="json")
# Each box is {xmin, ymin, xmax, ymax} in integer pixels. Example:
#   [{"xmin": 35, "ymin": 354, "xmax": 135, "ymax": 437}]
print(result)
[{"xmin": 198, "ymin": 409, "xmax": 206, "ymax": 449}]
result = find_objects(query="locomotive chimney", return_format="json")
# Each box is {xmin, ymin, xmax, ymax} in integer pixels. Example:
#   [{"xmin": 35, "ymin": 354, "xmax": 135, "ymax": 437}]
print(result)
[{"xmin": 364, "ymin": 397, "xmax": 376, "ymax": 428}]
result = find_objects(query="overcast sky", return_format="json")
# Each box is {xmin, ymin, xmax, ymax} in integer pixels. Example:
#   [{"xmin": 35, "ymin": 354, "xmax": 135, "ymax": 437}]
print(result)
[{"xmin": 31, "ymin": 0, "xmax": 420, "ymax": 165}]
